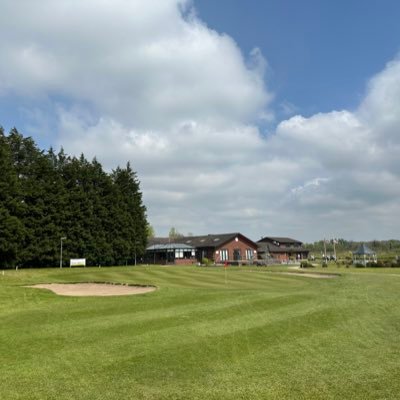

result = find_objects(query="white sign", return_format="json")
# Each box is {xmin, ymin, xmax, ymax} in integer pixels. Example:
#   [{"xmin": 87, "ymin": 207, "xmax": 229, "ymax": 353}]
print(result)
[{"xmin": 70, "ymin": 258, "xmax": 86, "ymax": 267}]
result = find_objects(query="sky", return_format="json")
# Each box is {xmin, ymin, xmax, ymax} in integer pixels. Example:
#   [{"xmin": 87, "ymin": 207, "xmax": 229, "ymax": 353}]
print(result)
[{"xmin": 0, "ymin": 0, "xmax": 399, "ymax": 242}]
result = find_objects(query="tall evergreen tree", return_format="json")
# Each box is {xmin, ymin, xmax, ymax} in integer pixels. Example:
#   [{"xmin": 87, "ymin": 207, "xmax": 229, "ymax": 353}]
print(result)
[
  {"xmin": 112, "ymin": 163, "xmax": 148, "ymax": 265},
  {"xmin": 1, "ymin": 127, "xmax": 149, "ymax": 267},
  {"xmin": 0, "ymin": 128, "xmax": 25, "ymax": 267},
  {"xmin": 6, "ymin": 129, "xmax": 64, "ymax": 266}
]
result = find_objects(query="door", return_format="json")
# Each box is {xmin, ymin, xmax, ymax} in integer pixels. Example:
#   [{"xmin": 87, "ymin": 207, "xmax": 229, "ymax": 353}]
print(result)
[{"xmin": 233, "ymin": 249, "xmax": 241, "ymax": 261}]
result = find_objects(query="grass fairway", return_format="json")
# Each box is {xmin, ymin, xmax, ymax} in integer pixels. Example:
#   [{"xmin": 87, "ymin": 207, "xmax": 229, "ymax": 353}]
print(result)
[{"xmin": 1, "ymin": 266, "xmax": 400, "ymax": 399}]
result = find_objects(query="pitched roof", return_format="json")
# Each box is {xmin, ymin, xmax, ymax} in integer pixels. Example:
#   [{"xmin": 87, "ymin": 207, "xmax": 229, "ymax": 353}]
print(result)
[
  {"xmin": 181, "ymin": 233, "xmax": 241, "ymax": 248},
  {"xmin": 149, "ymin": 233, "xmax": 257, "ymax": 249},
  {"xmin": 146, "ymin": 243, "xmax": 195, "ymax": 251},
  {"xmin": 353, "ymin": 243, "xmax": 376, "ymax": 255},
  {"xmin": 258, "ymin": 236, "xmax": 303, "ymax": 245},
  {"xmin": 258, "ymin": 242, "xmax": 309, "ymax": 254}
]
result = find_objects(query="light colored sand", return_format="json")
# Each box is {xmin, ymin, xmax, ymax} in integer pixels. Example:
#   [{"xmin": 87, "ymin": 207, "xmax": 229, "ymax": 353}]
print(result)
[
  {"xmin": 27, "ymin": 283, "xmax": 156, "ymax": 296},
  {"xmin": 246, "ymin": 269, "xmax": 339, "ymax": 278},
  {"xmin": 276, "ymin": 272, "xmax": 338, "ymax": 279}
]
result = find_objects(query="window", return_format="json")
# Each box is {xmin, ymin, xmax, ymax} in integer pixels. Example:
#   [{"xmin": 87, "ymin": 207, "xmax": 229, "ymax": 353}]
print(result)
[
  {"xmin": 175, "ymin": 249, "xmax": 183, "ymax": 259},
  {"xmin": 220, "ymin": 249, "xmax": 229, "ymax": 261},
  {"xmin": 175, "ymin": 249, "xmax": 195, "ymax": 259},
  {"xmin": 246, "ymin": 249, "xmax": 254, "ymax": 260},
  {"xmin": 184, "ymin": 250, "xmax": 192, "ymax": 258}
]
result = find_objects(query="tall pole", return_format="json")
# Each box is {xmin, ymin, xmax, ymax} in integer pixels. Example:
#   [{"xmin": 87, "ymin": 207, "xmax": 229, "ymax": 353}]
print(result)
[
  {"xmin": 333, "ymin": 239, "xmax": 337, "ymax": 261},
  {"xmin": 60, "ymin": 237, "xmax": 66, "ymax": 268},
  {"xmin": 134, "ymin": 235, "xmax": 137, "ymax": 266}
]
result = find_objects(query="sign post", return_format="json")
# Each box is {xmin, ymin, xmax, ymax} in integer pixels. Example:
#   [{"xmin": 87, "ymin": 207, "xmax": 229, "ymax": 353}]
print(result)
[{"xmin": 60, "ymin": 237, "xmax": 66, "ymax": 268}]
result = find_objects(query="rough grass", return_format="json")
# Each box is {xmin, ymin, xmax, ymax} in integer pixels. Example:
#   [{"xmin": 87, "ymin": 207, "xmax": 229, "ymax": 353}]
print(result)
[{"xmin": 1, "ymin": 265, "xmax": 400, "ymax": 399}]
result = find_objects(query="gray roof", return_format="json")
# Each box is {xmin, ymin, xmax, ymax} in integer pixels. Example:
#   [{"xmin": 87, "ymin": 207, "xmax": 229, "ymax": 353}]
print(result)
[
  {"xmin": 353, "ymin": 244, "xmax": 376, "ymax": 255},
  {"xmin": 258, "ymin": 242, "xmax": 309, "ymax": 254},
  {"xmin": 258, "ymin": 236, "xmax": 303, "ymax": 245},
  {"xmin": 146, "ymin": 243, "xmax": 195, "ymax": 251},
  {"xmin": 149, "ymin": 233, "xmax": 257, "ymax": 249},
  {"xmin": 180, "ymin": 233, "xmax": 241, "ymax": 248}
]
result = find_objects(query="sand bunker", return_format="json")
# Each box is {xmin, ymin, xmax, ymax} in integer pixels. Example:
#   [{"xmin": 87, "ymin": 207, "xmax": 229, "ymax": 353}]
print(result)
[
  {"xmin": 276, "ymin": 272, "xmax": 338, "ymax": 279},
  {"xmin": 27, "ymin": 283, "xmax": 156, "ymax": 297}
]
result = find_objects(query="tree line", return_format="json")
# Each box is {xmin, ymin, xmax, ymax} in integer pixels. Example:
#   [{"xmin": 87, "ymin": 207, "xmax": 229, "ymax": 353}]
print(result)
[
  {"xmin": 0, "ymin": 127, "xmax": 148, "ymax": 268},
  {"xmin": 305, "ymin": 239, "xmax": 400, "ymax": 254}
]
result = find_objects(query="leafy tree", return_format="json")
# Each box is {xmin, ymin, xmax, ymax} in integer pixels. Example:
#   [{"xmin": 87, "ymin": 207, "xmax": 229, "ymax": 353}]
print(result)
[
  {"xmin": 146, "ymin": 224, "xmax": 155, "ymax": 239},
  {"xmin": 169, "ymin": 227, "xmax": 183, "ymax": 240}
]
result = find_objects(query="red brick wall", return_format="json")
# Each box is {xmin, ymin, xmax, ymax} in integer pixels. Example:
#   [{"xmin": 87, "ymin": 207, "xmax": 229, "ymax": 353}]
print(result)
[
  {"xmin": 174, "ymin": 258, "xmax": 197, "ymax": 265},
  {"xmin": 270, "ymin": 252, "xmax": 308, "ymax": 262},
  {"xmin": 273, "ymin": 253, "xmax": 289, "ymax": 262},
  {"xmin": 214, "ymin": 236, "xmax": 258, "ymax": 263}
]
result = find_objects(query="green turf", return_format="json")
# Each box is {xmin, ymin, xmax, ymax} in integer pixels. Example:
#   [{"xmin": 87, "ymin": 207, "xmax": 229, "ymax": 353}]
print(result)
[{"xmin": 1, "ymin": 265, "xmax": 400, "ymax": 399}]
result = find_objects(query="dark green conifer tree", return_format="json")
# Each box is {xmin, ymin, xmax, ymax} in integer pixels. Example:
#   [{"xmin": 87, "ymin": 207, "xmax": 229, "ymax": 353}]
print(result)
[
  {"xmin": 1, "ymin": 127, "xmax": 149, "ymax": 267},
  {"xmin": 6, "ymin": 129, "xmax": 64, "ymax": 266},
  {"xmin": 112, "ymin": 163, "xmax": 148, "ymax": 265},
  {"xmin": 0, "ymin": 128, "xmax": 25, "ymax": 267}
]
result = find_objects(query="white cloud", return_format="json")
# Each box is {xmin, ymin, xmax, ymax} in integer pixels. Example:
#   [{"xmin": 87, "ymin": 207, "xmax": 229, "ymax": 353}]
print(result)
[
  {"xmin": 266, "ymin": 58, "xmax": 400, "ymax": 239},
  {"xmin": 290, "ymin": 178, "xmax": 331, "ymax": 195},
  {"xmin": 0, "ymin": 1, "xmax": 399, "ymax": 240},
  {"xmin": 0, "ymin": 0, "xmax": 270, "ymax": 129}
]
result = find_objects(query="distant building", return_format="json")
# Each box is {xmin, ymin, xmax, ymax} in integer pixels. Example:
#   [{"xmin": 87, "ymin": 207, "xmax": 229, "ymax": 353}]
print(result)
[
  {"xmin": 352, "ymin": 243, "xmax": 377, "ymax": 266},
  {"xmin": 257, "ymin": 236, "xmax": 309, "ymax": 263},
  {"xmin": 146, "ymin": 233, "xmax": 258, "ymax": 265}
]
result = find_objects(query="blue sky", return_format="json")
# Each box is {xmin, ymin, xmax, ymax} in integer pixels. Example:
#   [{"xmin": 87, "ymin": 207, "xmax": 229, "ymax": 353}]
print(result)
[
  {"xmin": 1, "ymin": 0, "xmax": 400, "ymax": 241},
  {"xmin": 195, "ymin": 0, "xmax": 400, "ymax": 119}
]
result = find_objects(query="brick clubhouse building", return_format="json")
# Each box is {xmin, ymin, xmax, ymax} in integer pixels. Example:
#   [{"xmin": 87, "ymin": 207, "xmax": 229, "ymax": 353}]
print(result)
[
  {"xmin": 146, "ymin": 233, "xmax": 258, "ymax": 265},
  {"xmin": 257, "ymin": 236, "xmax": 309, "ymax": 263}
]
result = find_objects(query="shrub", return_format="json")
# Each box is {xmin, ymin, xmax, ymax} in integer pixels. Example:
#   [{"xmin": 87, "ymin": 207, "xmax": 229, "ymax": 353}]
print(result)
[
  {"xmin": 366, "ymin": 261, "xmax": 386, "ymax": 268},
  {"xmin": 335, "ymin": 261, "xmax": 344, "ymax": 268},
  {"xmin": 300, "ymin": 261, "xmax": 315, "ymax": 269},
  {"xmin": 390, "ymin": 258, "xmax": 400, "ymax": 268},
  {"xmin": 201, "ymin": 257, "xmax": 212, "ymax": 266},
  {"xmin": 366, "ymin": 262, "xmax": 378, "ymax": 268}
]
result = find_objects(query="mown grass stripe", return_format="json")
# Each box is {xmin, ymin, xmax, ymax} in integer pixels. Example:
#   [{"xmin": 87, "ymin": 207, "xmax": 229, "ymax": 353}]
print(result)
[{"xmin": 1, "ymin": 266, "xmax": 400, "ymax": 399}]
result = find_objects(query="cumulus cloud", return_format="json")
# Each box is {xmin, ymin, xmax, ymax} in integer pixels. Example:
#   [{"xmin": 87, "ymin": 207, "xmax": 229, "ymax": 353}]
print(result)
[
  {"xmin": 0, "ymin": 0, "xmax": 270, "ymax": 129},
  {"xmin": 0, "ymin": 0, "xmax": 399, "ymax": 240},
  {"xmin": 270, "ymin": 58, "xmax": 400, "ymax": 239}
]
